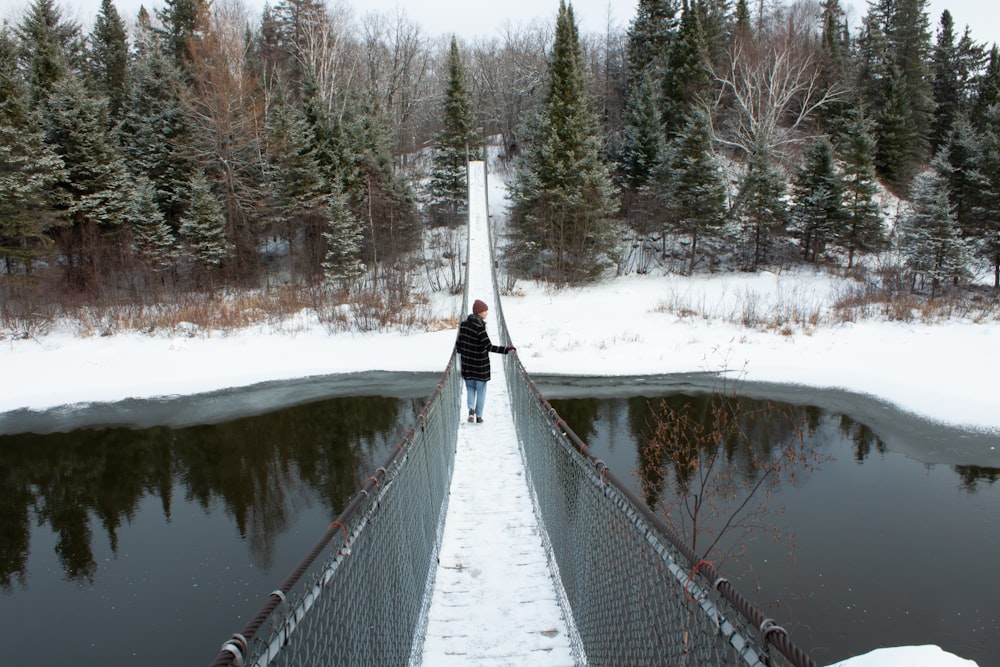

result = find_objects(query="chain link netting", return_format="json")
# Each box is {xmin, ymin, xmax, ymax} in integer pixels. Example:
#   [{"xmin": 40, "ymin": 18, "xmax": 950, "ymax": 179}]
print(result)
[
  {"xmin": 492, "ymin": 292, "xmax": 814, "ymax": 667},
  {"xmin": 208, "ymin": 361, "xmax": 460, "ymax": 667}
]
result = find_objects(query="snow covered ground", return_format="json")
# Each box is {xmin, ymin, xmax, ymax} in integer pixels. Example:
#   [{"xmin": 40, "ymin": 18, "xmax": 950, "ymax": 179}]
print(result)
[{"xmin": 2, "ymin": 269, "xmax": 998, "ymax": 437}]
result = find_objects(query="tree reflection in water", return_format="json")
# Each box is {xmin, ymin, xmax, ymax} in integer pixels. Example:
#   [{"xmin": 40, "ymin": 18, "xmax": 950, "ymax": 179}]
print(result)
[{"xmin": 0, "ymin": 395, "xmax": 417, "ymax": 590}]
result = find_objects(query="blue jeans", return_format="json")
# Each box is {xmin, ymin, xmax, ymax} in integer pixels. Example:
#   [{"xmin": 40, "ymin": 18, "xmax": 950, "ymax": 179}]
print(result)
[{"xmin": 465, "ymin": 379, "xmax": 487, "ymax": 418}]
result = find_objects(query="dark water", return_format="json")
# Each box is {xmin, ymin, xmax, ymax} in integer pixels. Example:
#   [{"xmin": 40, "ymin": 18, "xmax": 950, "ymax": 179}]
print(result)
[
  {"xmin": 0, "ymin": 382, "xmax": 432, "ymax": 667},
  {"xmin": 545, "ymin": 389, "xmax": 1000, "ymax": 667},
  {"xmin": 1, "ymin": 372, "xmax": 997, "ymax": 667}
]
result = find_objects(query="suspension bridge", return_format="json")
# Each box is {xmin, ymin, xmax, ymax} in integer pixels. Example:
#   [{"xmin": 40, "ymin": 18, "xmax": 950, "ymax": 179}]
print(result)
[{"xmin": 208, "ymin": 163, "xmax": 817, "ymax": 667}]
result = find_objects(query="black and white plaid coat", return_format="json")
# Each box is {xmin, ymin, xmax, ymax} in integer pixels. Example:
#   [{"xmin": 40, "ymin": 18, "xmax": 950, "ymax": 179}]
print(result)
[{"xmin": 455, "ymin": 313, "xmax": 508, "ymax": 381}]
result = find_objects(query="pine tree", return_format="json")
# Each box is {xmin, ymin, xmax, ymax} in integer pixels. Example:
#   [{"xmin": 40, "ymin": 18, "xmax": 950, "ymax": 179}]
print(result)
[
  {"xmin": 618, "ymin": 70, "xmax": 663, "ymax": 190},
  {"xmin": 876, "ymin": 66, "xmax": 921, "ymax": 191},
  {"xmin": 427, "ymin": 37, "xmax": 481, "ymax": 227},
  {"xmin": 625, "ymin": 0, "xmax": 677, "ymax": 84},
  {"xmin": 656, "ymin": 109, "xmax": 726, "ymax": 273},
  {"xmin": 899, "ymin": 164, "xmax": 971, "ymax": 295},
  {"xmin": 87, "ymin": 0, "xmax": 129, "ymax": 120},
  {"xmin": 661, "ymin": 0, "xmax": 712, "ymax": 141},
  {"xmin": 0, "ymin": 26, "xmax": 65, "ymax": 273},
  {"xmin": 836, "ymin": 110, "xmax": 884, "ymax": 267},
  {"xmin": 972, "ymin": 45, "xmax": 1000, "ymax": 132},
  {"xmin": 265, "ymin": 82, "xmax": 332, "ymax": 278},
  {"xmin": 128, "ymin": 175, "xmax": 176, "ymax": 270},
  {"xmin": 929, "ymin": 11, "xmax": 957, "ymax": 151},
  {"xmin": 508, "ymin": 0, "xmax": 620, "ymax": 283},
  {"xmin": 790, "ymin": 139, "xmax": 844, "ymax": 263},
  {"xmin": 119, "ymin": 10, "xmax": 191, "ymax": 228},
  {"xmin": 43, "ymin": 73, "xmax": 131, "ymax": 286},
  {"xmin": 940, "ymin": 114, "xmax": 987, "ymax": 240},
  {"xmin": 817, "ymin": 0, "xmax": 852, "ymax": 138},
  {"xmin": 322, "ymin": 181, "xmax": 364, "ymax": 288},
  {"xmin": 179, "ymin": 171, "xmax": 229, "ymax": 269},
  {"xmin": 973, "ymin": 105, "xmax": 1000, "ymax": 287},
  {"xmin": 16, "ymin": 0, "xmax": 83, "ymax": 108},
  {"xmin": 156, "ymin": 0, "xmax": 208, "ymax": 72},
  {"xmin": 735, "ymin": 150, "xmax": 787, "ymax": 271}
]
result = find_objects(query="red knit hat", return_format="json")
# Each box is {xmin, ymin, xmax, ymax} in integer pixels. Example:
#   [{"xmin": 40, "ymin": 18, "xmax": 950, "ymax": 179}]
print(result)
[{"xmin": 473, "ymin": 299, "xmax": 488, "ymax": 314}]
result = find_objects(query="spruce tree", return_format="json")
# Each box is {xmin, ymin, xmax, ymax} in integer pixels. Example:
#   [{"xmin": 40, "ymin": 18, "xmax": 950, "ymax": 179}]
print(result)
[
  {"xmin": 656, "ymin": 108, "xmax": 726, "ymax": 273},
  {"xmin": 941, "ymin": 115, "xmax": 987, "ymax": 240},
  {"xmin": 322, "ymin": 182, "xmax": 364, "ymax": 289},
  {"xmin": 736, "ymin": 150, "xmax": 787, "ymax": 271},
  {"xmin": 972, "ymin": 45, "xmax": 1000, "ymax": 132},
  {"xmin": 179, "ymin": 171, "xmax": 229, "ymax": 269},
  {"xmin": 508, "ymin": 0, "xmax": 619, "ymax": 283},
  {"xmin": 619, "ymin": 70, "xmax": 664, "ymax": 190},
  {"xmin": 265, "ymin": 82, "xmax": 331, "ymax": 278},
  {"xmin": 156, "ymin": 0, "xmax": 208, "ymax": 73},
  {"xmin": 119, "ymin": 10, "xmax": 190, "ymax": 228},
  {"xmin": 900, "ymin": 164, "xmax": 971, "ymax": 295},
  {"xmin": 661, "ymin": 0, "xmax": 712, "ymax": 141},
  {"xmin": 87, "ymin": 0, "xmax": 129, "ymax": 120},
  {"xmin": 876, "ymin": 66, "xmax": 920, "ymax": 191},
  {"xmin": 427, "ymin": 37, "xmax": 481, "ymax": 227},
  {"xmin": 836, "ymin": 110, "xmax": 884, "ymax": 267},
  {"xmin": 16, "ymin": 0, "xmax": 82, "ymax": 108},
  {"xmin": 973, "ymin": 105, "xmax": 1000, "ymax": 287},
  {"xmin": 128, "ymin": 175, "xmax": 176, "ymax": 270},
  {"xmin": 790, "ymin": 139, "xmax": 844, "ymax": 263},
  {"xmin": 0, "ymin": 26, "xmax": 65, "ymax": 273},
  {"xmin": 619, "ymin": 0, "xmax": 676, "ymax": 190},
  {"xmin": 43, "ymin": 74, "xmax": 131, "ymax": 286}
]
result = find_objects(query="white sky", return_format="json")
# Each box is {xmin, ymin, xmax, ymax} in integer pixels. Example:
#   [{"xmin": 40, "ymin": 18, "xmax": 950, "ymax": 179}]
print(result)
[{"xmin": 5, "ymin": 0, "xmax": 998, "ymax": 46}]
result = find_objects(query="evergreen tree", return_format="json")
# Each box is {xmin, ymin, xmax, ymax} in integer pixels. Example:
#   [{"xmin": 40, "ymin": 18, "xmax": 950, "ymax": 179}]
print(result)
[
  {"xmin": 179, "ymin": 171, "xmax": 229, "ymax": 269},
  {"xmin": 888, "ymin": 0, "xmax": 934, "ymax": 161},
  {"xmin": 618, "ymin": 0, "xmax": 676, "ymax": 190},
  {"xmin": 929, "ymin": 11, "xmax": 984, "ymax": 154},
  {"xmin": 625, "ymin": 0, "xmax": 677, "ymax": 84},
  {"xmin": 127, "ymin": 175, "xmax": 175, "ymax": 270},
  {"xmin": 87, "ymin": 0, "xmax": 129, "ymax": 120},
  {"xmin": 661, "ymin": 0, "xmax": 712, "ymax": 141},
  {"xmin": 618, "ymin": 70, "xmax": 663, "ymax": 190},
  {"xmin": 972, "ymin": 45, "xmax": 1000, "ymax": 132},
  {"xmin": 43, "ymin": 73, "xmax": 131, "ymax": 286},
  {"xmin": 508, "ymin": 0, "xmax": 620, "ymax": 283},
  {"xmin": 899, "ymin": 164, "xmax": 971, "ymax": 295},
  {"xmin": 735, "ymin": 150, "xmax": 786, "ymax": 271},
  {"xmin": 972, "ymin": 105, "xmax": 1000, "ymax": 287},
  {"xmin": 876, "ymin": 66, "xmax": 921, "ymax": 191},
  {"xmin": 731, "ymin": 0, "xmax": 751, "ymax": 44},
  {"xmin": 119, "ymin": 10, "xmax": 190, "ymax": 228},
  {"xmin": 817, "ymin": 0, "xmax": 853, "ymax": 138},
  {"xmin": 941, "ymin": 114, "xmax": 987, "ymax": 240},
  {"xmin": 156, "ymin": 0, "xmax": 208, "ymax": 72},
  {"xmin": 0, "ymin": 26, "xmax": 65, "ymax": 273},
  {"xmin": 321, "ymin": 182, "xmax": 364, "ymax": 288},
  {"xmin": 427, "ymin": 37, "xmax": 481, "ymax": 227},
  {"xmin": 790, "ymin": 139, "xmax": 844, "ymax": 263},
  {"xmin": 656, "ymin": 108, "xmax": 726, "ymax": 274},
  {"xmin": 16, "ymin": 0, "xmax": 83, "ymax": 108},
  {"xmin": 265, "ymin": 82, "xmax": 332, "ymax": 278},
  {"xmin": 836, "ymin": 110, "xmax": 884, "ymax": 267}
]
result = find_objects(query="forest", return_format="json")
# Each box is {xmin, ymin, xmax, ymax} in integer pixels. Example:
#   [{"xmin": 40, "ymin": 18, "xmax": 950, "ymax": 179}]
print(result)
[{"xmin": 1, "ymin": 0, "xmax": 999, "ymax": 332}]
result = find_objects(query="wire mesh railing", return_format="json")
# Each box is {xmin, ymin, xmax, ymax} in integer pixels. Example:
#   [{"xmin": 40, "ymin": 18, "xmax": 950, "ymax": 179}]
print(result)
[
  {"xmin": 491, "ymin": 289, "xmax": 815, "ymax": 667},
  {"xmin": 207, "ymin": 360, "xmax": 460, "ymax": 667}
]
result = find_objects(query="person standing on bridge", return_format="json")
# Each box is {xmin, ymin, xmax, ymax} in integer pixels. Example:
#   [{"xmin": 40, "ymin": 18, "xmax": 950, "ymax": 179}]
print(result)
[{"xmin": 456, "ymin": 299, "xmax": 515, "ymax": 423}]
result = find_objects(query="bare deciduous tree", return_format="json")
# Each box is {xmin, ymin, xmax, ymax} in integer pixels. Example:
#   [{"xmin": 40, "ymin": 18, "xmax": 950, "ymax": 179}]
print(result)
[{"xmin": 712, "ymin": 18, "xmax": 841, "ymax": 161}]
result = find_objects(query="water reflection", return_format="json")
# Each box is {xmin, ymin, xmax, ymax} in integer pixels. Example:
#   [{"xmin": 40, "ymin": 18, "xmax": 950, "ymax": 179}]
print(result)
[
  {"xmin": 549, "ymin": 392, "xmax": 1000, "ymax": 665},
  {"xmin": 0, "ymin": 395, "xmax": 417, "ymax": 590}
]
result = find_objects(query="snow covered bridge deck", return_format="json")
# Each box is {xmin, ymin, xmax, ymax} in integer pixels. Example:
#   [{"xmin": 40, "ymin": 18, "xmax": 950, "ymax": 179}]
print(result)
[{"xmin": 418, "ymin": 162, "xmax": 576, "ymax": 665}]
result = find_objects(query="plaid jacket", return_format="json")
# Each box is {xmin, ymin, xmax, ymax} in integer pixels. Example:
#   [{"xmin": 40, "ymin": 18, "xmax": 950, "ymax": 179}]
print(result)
[{"xmin": 455, "ymin": 313, "xmax": 508, "ymax": 381}]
